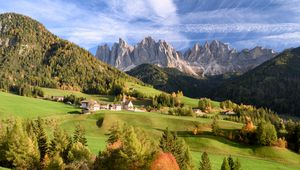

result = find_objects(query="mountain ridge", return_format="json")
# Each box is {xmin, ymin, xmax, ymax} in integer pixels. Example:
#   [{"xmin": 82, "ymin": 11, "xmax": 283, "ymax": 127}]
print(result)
[
  {"xmin": 0, "ymin": 12, "xmax": 138, "ymax": 94},
  {"xmin": 213, "ymin": 47, "xmax": 300, "ymax": 116},
  {"xmin": 96, "ymin": 37, "xmax": 276, "ymax": 76}
]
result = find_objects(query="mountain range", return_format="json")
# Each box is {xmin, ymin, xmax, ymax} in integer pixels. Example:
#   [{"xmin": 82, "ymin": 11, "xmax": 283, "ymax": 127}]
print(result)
[{"xmin": 96, "ymin": 37, "xmax": 276, "ymax": 77}]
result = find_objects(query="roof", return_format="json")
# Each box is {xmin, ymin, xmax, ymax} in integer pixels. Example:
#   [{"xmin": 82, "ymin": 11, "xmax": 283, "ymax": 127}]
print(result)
[{"xmin": 81, "ymin": 99, "xmax": 98, "ymax": 105}]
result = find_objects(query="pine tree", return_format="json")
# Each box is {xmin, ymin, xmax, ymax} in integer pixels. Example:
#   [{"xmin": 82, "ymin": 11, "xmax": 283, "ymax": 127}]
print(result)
[
  {"xmin": 221, "ymin": 157, "xmax": 230, "ymax": 170},
  {"xmin": 35, "ymin": 117, "xmax": 49, "ymax": 162},
  {"xmin": 50, "ymin": 126, "xmax": 71, "ymax": 161},
  {"xmin": 199, "ymin": 152, "xmax": 212, "ymax": 170},
  {"xmin": 228, "ymin": 155, "xmax": 235, "ymax": 170},
  {"xmin": 234, "ymin": 158, "xmax": 242, "ymax": 170},
  {"xmin": 73, "ymin": 124, "xmax": 88, "ymax": 146},
  {"xmin": 6, "ymin": 120, "xmax": 39, "ymax": 169},
  {"xmin": 159, "ymin": 128, "xmax": 193, "ymax": 170},
  {"xmin": 212, "ymin": 117, "xmax": 220, "ymax": 136}
]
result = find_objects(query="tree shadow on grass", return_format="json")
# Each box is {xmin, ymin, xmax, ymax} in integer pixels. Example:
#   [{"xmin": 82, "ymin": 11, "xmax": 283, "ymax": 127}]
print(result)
[
  {"xmin": 68, "ymin": 110, "xmax": 81, "ymax": 114},
  {"xmin": 153, "ymin": 128, "xmax": 255, "ymax": 149}
]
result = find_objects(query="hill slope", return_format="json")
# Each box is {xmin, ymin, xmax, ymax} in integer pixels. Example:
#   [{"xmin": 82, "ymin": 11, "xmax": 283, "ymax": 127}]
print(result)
[
  {"xmin": 126, "ymin": 64, "xmax": 230, "ymax": 98},
  {"xmin": 213, "ymin": 47, "xmax": 300, "ymax": 116},
  {"xmin": 0, "ymin": 13, "xmax": 136, "ymax": 94}
]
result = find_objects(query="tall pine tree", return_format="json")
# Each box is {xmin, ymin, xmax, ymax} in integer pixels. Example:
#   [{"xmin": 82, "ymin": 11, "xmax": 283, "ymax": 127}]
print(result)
[
  {"xmin": 221, "ymin": 157, "xmax": 230, "ymax": 170},
  {"xmin": 228, "ymin": 155, "xmax": 235, "ymax": 170},
  {"xmin": 159, "ymin": 128, "xmax": 193, "ymax": 170},
  {"xmin": 35, "ymin": 117, "xmax": 49, "ymax": 163},
  {"xmin": 199, "ymin": 152, "xmax": 211, "ymax": 170},
  {"xmin": 73, "ymin": 124, "xmax": 87, "ymax": 147}
]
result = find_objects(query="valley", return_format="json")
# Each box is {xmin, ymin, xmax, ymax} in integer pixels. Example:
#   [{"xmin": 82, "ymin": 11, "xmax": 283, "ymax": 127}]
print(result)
[{"xmin": 0, "ymin": 11, "xmax": 300, "ymax": 170}]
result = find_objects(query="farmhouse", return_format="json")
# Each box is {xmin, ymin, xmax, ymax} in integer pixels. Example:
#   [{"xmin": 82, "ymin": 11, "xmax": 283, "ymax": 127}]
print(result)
[
  {"xmin": 99, "ymin": 104, "xmax": 109, "ymax": 110},
  {"xmin": 51, "ymin": 96, "xmax": 64, "ymax": 101},
  {"xmin": 192, "ymin": 109, "xmax": 206, "ymax": 117},
  {"xmin": 81, "ymin": 100, "xmax": 100, "ymax": 113},
  {"xmin": 222, "ymin": 110, "xmax": 236, "ymax": 115},
  {"xmin": 109, "ymin": 104, "xmax": 122, "ymax": 111}
]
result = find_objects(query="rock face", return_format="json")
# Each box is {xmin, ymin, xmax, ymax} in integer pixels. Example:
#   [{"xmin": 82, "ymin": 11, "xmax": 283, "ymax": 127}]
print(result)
[
  {"xmin": 96, "ymin": 37, "xmax": 276, "ymax": 77},
  {"xmin": 96, "ymin": 37, "xmax": 198, "ymax": 76}
]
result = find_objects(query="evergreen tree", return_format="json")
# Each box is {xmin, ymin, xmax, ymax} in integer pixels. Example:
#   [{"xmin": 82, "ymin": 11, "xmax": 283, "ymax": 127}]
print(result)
[
  {"xmin": 35, "ymin": 117, "xmax": 49, "ymax": 163},
  {"xmin": 46, "ymin": 154, "xmax": 65, "ymax": 170},
  {"xmin": 234, "ymin": 158, "xmax": 242, "ymax": 170},
  {"xmin": 228, "ymin": 155, "xmax": 235, "ymax": 170},
  {"xmin": 50, "ymin": 126, "xmax": 71, "ymax": 161},
  {"xmin": 95, "ymin": 124, "xmax": 155, "ymax": 170},
  {"xmin": 221, "ymin": 157, "xmax": 230, "ymax": 170},
  {"xmin": 73, "ymin": 124, "xmax": 87, "ymax": 147},
  {"xmin": 199, "ymin": 152, "xmax": 212, "ymax": 170},
  {"xmin": 159, "ymin": 128, "xmax": 193, "ymax": 170},
  {"xmin": 6, "ymin": 120, "xmax": 39, "ymax": 169},
  {"xmin": 211, "ymin": 117, "xmax": 220, "ymax": 136}
]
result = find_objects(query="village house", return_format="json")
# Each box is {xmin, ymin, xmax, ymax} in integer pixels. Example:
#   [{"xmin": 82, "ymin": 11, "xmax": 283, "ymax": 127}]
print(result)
[
  {"xmin": 51, "ymin": 96, "xmax": 64, "ymax": 102},
  {"xmin": 81, "ymin": 100, "xmax": 100, "ymax": 113},
  {"xmin": 99, "ymin": 104, "xmax": 109, "ymax": 110},
  {"xmin": 222, "ymin": 110, "xmax": 236, "ymax": 115},
  {"xmin": 109, "ymin": 104, "xmax": 122, "ymax": 111},
  {"xmin": 192, "ymin": 109, "xmax": 206, "ymax": 117},
  {"xmin": 121, "ymin": 95, "xmax": 134, "ymax": 110}
]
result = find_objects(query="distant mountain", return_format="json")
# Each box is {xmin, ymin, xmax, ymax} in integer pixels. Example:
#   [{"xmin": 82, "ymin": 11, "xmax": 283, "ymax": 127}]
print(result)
[
  {"xmin": 96, "ymin": 37, "xmax": 276, "ymax": 77},
  {"xmin": 0, "ymin": 13, "xmax": 136, "ymax": 93},
  {"xmin": 213, "ymin": 47, "xmax": 300, "ymax": 116},
  {"xmin": 127, "ymin": 63, "xmax": 231, "ymax": 98},
  {"xmin": 96, "ymin": 37, "xmax": 198, "ymax": 76}
]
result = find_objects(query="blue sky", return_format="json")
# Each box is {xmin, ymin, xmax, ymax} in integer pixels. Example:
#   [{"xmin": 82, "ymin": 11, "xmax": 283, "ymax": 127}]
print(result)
[{"xmin": 1, "ymin": 0, "xmax": 300, "ymax": 52}]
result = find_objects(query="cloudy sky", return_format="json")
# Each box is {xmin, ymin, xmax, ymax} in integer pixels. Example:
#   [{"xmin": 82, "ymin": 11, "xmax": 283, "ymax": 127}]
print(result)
[{"xmin": 1, "ymin": 0, "xmax": 300, "ymax": 52}]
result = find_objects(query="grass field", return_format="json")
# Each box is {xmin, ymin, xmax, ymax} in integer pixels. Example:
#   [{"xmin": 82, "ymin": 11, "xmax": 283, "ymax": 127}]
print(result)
[
  {"xmin": 0, "ymin": 92, "xmax": 79, "ymax": 118},
  {"xmin": 43, "ymin": 84, "xmax": 218, "ymax": 109},
  {"xmin": 56, "ymin": 111, "xmax": 300, "ymax": 170},
  {"xmin": 1, "ymin": 91, "xmax": 299, "ymax": 169}
]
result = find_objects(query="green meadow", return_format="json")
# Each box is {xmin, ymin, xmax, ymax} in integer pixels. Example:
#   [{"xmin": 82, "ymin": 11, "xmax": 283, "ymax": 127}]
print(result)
[{"xmin": 0, "ymin": 90, "xmax": 299, "ymax": 170}]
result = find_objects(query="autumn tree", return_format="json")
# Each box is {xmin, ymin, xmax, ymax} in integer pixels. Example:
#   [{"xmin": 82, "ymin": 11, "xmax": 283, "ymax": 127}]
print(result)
[
  {"xmin": 198, "ymin": 98, "xmax": 213, "ymax": 112},
  {"xmin": 159, "ymin": 128, "xmax": 193, "ymax": 170}
]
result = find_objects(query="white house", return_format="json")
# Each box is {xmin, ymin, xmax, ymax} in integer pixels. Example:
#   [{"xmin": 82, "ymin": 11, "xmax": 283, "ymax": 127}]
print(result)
[
  {"xmin": 109, "ymin": 104, "xmax": 122, "ymax": 111},
  {"xmin": 81, "ymin": 100, "xmax": 100, "ymax": 113},
  {"xmin": 99, "ymin": 104, "xmax": 109, "ymax": 110}
]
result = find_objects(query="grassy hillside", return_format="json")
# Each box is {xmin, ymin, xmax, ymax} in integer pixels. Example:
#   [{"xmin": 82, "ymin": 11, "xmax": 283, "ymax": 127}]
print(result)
[
  {"xmin": 0, "ymin": 92, "xmax": 78, "ymax": 118},
  {"xmin": 0, "ymin": 92, "xmax": 299, "ymax": 169},
  {"xmin": 0, "ymin": 13, "xmax": 138, "ymax": 94},
  {"xmin": 43, "ymin": 83, "xmax": 209, "ymax": 108},
  {"xmin": 57, "ymin": 111, "xmax": 300, "ymax": 170},
  {"xmin": 126, "ymin": 63, "xmax": 231, "ymax": 98},
  {"xmin": 214, "ymin": 47, "xmax": 300, "ymax": 116}
]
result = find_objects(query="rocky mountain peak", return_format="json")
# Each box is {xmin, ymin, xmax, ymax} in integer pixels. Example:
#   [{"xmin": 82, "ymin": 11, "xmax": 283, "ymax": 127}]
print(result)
[{"xmin": 96, "ymin": 37, "xmax": 277, "ymax": 77}]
